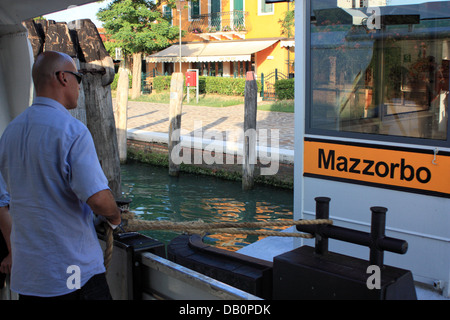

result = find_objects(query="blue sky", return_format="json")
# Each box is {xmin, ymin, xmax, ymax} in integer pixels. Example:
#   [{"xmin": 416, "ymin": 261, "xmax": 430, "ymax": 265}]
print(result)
[{"xmin": 44, "ymin": 1, "xmax": 112, "ymax": 27}]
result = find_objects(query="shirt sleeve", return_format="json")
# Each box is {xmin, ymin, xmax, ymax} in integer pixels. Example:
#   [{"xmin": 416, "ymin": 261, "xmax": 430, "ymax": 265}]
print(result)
[
  {"xmin": 0, "ymin": 172, "xmax": 10, "ymax": 207},
  {"xmin": 67, "ymin": 129, "xmax": 110, "ymax": 203}
]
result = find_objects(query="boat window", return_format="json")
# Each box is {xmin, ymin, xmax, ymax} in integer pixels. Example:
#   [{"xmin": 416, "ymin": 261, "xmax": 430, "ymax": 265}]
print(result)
[{"xmin": 307, "ymin": 0, "xmax": 450, "ymax": 146}]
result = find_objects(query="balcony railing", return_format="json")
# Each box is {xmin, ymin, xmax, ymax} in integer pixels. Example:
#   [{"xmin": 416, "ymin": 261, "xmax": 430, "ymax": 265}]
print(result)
[{"xmin": 188, "ymin": 11, "xmax": 249, "ymax": 36}]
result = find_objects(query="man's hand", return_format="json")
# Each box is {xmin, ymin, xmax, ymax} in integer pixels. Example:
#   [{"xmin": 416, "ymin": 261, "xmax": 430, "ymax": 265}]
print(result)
[
  {"xmin": 0, "ymin": 253, "xmax": 11, "ymax": 274},
  {"xmin": 87, "ymin": 189, "xmax": 121, "ymax": 226},
  {"xmin": 0, "ymin": 206, "xmax": 12, "ymax": 274}
]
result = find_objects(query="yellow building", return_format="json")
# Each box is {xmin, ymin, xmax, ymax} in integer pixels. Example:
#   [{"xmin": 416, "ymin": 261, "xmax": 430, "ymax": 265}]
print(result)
[{"xmin": 145, "ymin": 0, "xmax": 294, "ymax": 84}]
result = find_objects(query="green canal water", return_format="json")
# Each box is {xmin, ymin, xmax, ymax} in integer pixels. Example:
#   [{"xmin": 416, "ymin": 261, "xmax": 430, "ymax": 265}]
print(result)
[{"xmin": 120, "ymin": 161, "xmax": 294, "ymax": 251}]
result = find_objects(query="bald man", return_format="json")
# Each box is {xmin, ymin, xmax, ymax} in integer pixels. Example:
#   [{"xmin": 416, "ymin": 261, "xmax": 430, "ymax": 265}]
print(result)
[{"xmin": 0, "ymin": 51, "xmax": 121, "ymax": 299}]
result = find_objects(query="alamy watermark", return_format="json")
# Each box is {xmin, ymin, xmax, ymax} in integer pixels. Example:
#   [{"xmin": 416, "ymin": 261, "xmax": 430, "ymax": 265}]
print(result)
[
  {"xmin": 366, "ymin": 7, "xmax": 382, "ymax": 30},
  {"xmin": 367, "ymin": 265, "xmax": 381, "ymax": 290},
  {"xmin": 66, "ymin": 265, "xmax": 81, "ymax": 290},
  {"xmin": 169, "ymin": 120, "xmax": 281, "ymax": 176}
]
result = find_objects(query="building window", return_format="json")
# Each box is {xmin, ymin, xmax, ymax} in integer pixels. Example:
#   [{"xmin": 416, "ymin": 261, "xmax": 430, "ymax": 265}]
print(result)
[
  {"xmin": 202, "ymin": 62, "xmax": 208, "ymax": 76},
  {"xmin": 258, "ymin": 0, "xmax": 273, "ymax": 15},
  {"xmin": 218, "ymin": 62, "xmax": 223, "ymax": 76},
  {"xmin": 163, "ymin": 5, "xmax": 173, "ymax": 25},
  {"xmin": 307, "ymin": 0, "xmax": 449, "ymax": 146},
  {"xmin": 190, "ymin": 0, "xmax": 200, "ymax": 19},
  {"xmin": 163, "ymin": 62, "xmax": 174, "ymax": 75}
]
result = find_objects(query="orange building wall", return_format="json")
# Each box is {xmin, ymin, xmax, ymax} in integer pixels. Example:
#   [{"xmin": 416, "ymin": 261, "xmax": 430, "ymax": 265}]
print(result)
[
  {"xmin": 256, "ymin": 42, "xmax": 291, "ymax": 77},
  {"xmin": 245, "ymin": 0, "xmax": 291, "ymax": 40},
  {"xmin": 154, "ymin": 0, "xmax": 294, "ymax": 77}
]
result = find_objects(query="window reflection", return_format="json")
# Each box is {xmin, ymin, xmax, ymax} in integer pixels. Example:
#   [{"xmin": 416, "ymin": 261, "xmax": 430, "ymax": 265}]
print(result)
[{"xmin": 309, "ymin": 0, "xmax": 449, "ymax": 142}]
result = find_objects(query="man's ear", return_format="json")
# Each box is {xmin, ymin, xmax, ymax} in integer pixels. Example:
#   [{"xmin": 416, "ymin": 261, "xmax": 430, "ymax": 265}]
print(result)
[{"xmin": 56, "ymin": 71, "xmax": 67, "ymax": 86}]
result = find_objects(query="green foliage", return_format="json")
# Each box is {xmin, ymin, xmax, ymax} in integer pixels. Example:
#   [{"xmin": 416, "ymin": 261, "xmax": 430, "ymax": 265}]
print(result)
[
  {"xmin": 102, "ymin": 41, "xmax": 117, "ymax": 59},
  {"xmin": 274, "ymin": 78, "xmax": 295, "ymax": 100},
  {"xmin": 153, "ymin": 75, "xmax": 261, "ymax": 96},
  {"xmin": 153, "ymin": 76, "xmax": 172, "ymax": 92},
  {"xmin": 279, "ymin": 5, "xmax": 295, "ymax": 38},
  {"xmin": 97, "ymin": 0, "xmax": 179, "ymax": 55},
  {"xmin": 111, "ymin": 72, "xmax": 132, "ymax": 90},
  {"xmin": 127, "ymin": 150, "xmax": 169, "ymax": 167},
  {"xmin": 258, "ymin": 100, "xmax": 294, "ymax": 113},
  {"xmin": 134, "ymin": 92, "xmax": 245, "ymax": 107},
  {"xmin": 203, "ymin": 77, "xmax": 243, "ymax": 96}
]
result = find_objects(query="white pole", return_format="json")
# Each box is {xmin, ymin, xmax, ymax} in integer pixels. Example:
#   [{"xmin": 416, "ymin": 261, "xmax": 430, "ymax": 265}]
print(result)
[
  {"xmin": 179, "ymin": 9, "xmax": 182, "ymax": 72},
  {"xmin": 177, "ymin": 0, "xmax": 184, "ymax": 72}
]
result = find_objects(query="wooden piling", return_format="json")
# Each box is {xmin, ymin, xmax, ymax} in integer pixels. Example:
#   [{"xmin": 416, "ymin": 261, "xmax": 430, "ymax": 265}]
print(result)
[
  {"xmin": 168, "ymin": 72, "xmax": 184, "ymax": 177},
  {"xmin": 131, "ymin": 52, "xmax": 142, "ymax": 99},
  {"xmin": 23, "ymin": 20, "xmax": 88, "ymax": 125},
  {"xmin": 68, "ymin": 19, "xmax": 121, "ymax": 198},
  {"xmin": 115, "ymin": 65, "xmax": 129, "ymax": 164},
  {"xmin": 70, "ymin": 58, "xmax": 87, "ymax": 125},
  {"xmin": 242, "ymin": 71, "xmax": 257, "ymax": 190}
]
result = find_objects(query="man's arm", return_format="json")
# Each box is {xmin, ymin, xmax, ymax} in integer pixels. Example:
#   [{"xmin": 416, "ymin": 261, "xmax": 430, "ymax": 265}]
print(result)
[
  {"xmin": 0, "ymin": 206, "xmax": 12, "ymax": 274},
  {"xmin": 87, "ymin": 189, "xmax": 121, "ymax": 227}
]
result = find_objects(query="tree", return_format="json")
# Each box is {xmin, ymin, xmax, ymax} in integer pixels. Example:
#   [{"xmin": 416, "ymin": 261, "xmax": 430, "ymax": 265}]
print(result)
[
  {"xmin": 279, "ymin": 2, "xmax": 295, "ymax": 38},
  {"xmin": 97, "ymin": 0, "xmax": 179, "ymax": 98}
]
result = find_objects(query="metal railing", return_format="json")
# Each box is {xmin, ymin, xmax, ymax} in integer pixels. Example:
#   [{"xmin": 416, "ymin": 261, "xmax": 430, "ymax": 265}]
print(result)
[
  {"xmin": 188, "ymin": 11, "xmax": 249, "ymax": 34},
  {"xmin": 260, "ymin": 69, "xmax": 288, "ymax": 101}
]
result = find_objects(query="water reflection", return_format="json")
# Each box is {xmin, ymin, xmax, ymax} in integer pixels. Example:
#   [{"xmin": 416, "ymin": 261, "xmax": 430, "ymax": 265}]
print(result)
[{"xmin": 120, "ymin": 161, "xmax": 293, "ymax": 251}]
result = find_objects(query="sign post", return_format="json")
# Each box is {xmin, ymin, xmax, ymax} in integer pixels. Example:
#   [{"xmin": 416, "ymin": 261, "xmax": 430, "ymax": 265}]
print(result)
[{"xmin": 185, "ymin": 69, "xmax": 199, "ymax": 103}]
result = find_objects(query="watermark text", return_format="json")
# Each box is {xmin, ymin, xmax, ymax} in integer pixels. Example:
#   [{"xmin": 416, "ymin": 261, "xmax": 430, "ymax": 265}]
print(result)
[{"xmin": 170, "ymin": 121, "xmax": 280, "ymax": 175}]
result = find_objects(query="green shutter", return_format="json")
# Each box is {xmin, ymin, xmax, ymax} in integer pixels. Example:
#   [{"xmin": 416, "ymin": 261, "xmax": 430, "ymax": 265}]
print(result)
[
  {"xmin": 234, "ymin": 0, "xmax": 244, "ymax": 29},
  {"xmin": 211, "ymin": 0, "xmax": 221, "ymax": 30},
  {"xmin": 164, "ymin": 6, "xmax": 172, "ymax": 21},
  {"xmin": 191, "ymin": 0, "xmax": 200, "ymax": 18}
]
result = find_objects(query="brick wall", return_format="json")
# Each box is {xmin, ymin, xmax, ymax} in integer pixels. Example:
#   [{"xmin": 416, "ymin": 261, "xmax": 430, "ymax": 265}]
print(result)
[{"xmin": 127, "ymin": 139, "xmax": 293, "ymax": 189}]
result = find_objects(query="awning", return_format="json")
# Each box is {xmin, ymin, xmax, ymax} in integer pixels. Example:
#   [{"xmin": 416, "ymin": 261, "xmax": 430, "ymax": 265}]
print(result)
[
  {"xmin": 146, "ymin": 40, "xmax": 278, "ymax": 63},
  {"xmin": 280, "ymin": 40, "xmax": 295, "ymax": 48}
]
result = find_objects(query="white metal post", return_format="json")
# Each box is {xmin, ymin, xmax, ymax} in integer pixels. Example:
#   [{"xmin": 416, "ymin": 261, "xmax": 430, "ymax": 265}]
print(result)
[{"xmin": 177, "ymin": 0, "xmax": 185, "ymax": 72}]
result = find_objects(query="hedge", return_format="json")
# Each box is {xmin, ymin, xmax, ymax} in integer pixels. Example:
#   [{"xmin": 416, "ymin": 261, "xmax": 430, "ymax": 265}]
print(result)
[
  {"xmin": 152, "ymin": 75, "xmax": 172, "ymax": 92},
  {"xmin": 274, "ymin": 78, "xmax": 294, "ymax": 100},
  {"xmin": 153, "ymin": 75, "xmax": 261, "ymax": 96},
  {"xmin": 111, "ymin": 72, "xmax": 132, "ymax": 91}
]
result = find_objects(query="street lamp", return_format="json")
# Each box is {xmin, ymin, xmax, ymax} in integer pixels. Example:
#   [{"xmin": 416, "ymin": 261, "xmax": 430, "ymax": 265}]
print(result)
[{"xmin": 176, "ymin": 0, "xmax": 185, "ymax": 72}]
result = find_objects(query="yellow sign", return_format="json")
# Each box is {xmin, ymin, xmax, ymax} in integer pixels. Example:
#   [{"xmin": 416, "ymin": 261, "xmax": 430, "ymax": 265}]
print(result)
[{"xmin": 304, "ymin": 139, "xmax": 450, "ymax": 198}]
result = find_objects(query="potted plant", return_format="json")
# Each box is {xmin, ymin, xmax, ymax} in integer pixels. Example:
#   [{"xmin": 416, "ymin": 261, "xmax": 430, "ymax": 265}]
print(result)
[{"xmin": 191, "ymin": 27, "xmax": 202, "ymax": 34}]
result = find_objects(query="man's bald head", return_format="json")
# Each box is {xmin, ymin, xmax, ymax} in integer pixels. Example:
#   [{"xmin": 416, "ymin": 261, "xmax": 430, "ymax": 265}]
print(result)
[
  {"xmin": 32, "ymin": 51, "xmax": 80, "ymax": 110},
  {"xmin": 32, "ymin": 51, "xmax": 76, "ymax": 92}
]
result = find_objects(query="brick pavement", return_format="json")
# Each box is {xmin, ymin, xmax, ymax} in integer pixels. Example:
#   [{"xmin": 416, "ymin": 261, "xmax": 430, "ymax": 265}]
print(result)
[{"xmin": 126, "ymin": 100, "xmax": 295, "ymax": 150}]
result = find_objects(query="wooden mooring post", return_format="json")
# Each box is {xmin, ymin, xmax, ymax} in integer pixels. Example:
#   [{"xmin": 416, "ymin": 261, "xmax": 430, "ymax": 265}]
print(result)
[
  {"xmin": 242, "ymin": 71, "xmax": 257, "ymax": 190},
  {"xmin": 168, "ymin": 73, "xmax": 184, "ymax": 177},
  {"xmin": 69, "ymin": 19, "xmax": 121, "ymax": 199},
  {"xmin": 115, "ymin": 65, "xmax": 129, "ymax": 164}
]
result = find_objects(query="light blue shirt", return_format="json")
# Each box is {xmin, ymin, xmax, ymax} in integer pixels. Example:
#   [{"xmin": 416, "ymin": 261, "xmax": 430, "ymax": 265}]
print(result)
[
  {"xmin": 0, "ymin": 172, "xmax": 9, "ymax": 207},
  {"xmin": 0, "ymin": 97, "xmax": 109, "ymax": 297}
]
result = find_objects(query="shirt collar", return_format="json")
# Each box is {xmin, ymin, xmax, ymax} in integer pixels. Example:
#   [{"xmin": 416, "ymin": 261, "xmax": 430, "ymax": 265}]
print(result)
[{"xmin": 32, "ymin": 97, "xmax": 70, "ymax": 115}]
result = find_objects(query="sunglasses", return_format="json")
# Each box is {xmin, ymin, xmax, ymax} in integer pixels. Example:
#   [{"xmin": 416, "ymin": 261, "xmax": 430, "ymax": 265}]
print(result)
[{"xmin": 56, "ymin": 70, "xmax": 83, "ymax": 84}]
